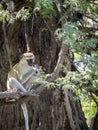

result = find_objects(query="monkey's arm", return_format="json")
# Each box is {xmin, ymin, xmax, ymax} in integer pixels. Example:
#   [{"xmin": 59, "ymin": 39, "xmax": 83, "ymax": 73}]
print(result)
[
  {"xmin": 21, "ymin": 69, "xmax": 34, "ymax": 84},
  {"xmin": 21, "ymin": 67, "xmax": 39, "ymax": 85}
]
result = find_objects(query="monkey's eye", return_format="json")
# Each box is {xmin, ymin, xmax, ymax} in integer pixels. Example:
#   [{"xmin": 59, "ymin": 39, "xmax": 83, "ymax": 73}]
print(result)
[
  {"xmin": 26, "ymin": 58, "xmax": 34, "ymax": 66},
  {"xmin": 26, "ymin": 58, "xmax": 34, "ymax": 61},
  {"xmin": 27, "ymin": 59, "xmax": 33, "ymax": 62}
]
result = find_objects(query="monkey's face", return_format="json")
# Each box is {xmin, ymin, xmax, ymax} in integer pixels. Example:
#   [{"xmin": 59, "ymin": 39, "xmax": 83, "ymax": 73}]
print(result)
[
  {"xmin": 22, "ymin": 52, "xmax": 35, "ymax": 66},
  {"xmin": 26, "ymin": 58, "xmax": 34, "ymax": 66}
]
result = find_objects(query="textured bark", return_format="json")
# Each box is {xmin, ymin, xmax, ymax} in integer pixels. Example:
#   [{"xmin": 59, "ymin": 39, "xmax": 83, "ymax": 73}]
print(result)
[{"xmin": 27, "ymin": 88, "xmax": 88, "ymax": 130}]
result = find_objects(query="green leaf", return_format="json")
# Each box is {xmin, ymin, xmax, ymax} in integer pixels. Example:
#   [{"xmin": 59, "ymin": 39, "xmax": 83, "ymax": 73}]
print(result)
[{"xmin": 86, "ymin": 38, "xmax": 98, "ymax": 48}]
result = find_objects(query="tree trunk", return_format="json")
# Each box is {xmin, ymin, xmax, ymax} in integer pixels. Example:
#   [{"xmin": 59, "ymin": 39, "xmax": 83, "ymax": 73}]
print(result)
[
  {"xmin": 0, "ymin": 16, "xmax": 88, "ymax": 130},
  {"xmin": 30, "ymin": 88, "xmax": 88, "ymax": 130},
  {"xmin": 90, "ymin": 111, "xmax": 98, "ymax": 130},
  {"xmin": 0, "ymin": 88, "xmax": 88, "ymax": 130}
]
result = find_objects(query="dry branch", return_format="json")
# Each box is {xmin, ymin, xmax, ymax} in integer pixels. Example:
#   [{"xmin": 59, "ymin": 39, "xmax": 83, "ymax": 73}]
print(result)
[{"xmin": 49, "ymin": 44, "xmax": 69, "ymax": 82}]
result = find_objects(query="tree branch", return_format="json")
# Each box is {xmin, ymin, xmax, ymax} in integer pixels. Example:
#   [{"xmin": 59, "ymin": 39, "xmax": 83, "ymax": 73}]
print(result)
[
  {"xmin": 0, "ymin": 89, "xmax": 38, "ymax": 105},
  {"xmin": 85, "ymin": 15, "xmax": 98, "ymax": 23},
  {"xmin": 49, "ymin": 44, "xmax": 69, "ymax": 82},
  {"xmin": 15, "ymin": 1, "xmax": 35, "ymax": 11}
]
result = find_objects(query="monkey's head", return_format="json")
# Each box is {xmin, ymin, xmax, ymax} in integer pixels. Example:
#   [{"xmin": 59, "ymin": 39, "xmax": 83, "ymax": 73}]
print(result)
[{"xmin": 21, "ymin": 52, "xmax": 35, "ymax": 66}]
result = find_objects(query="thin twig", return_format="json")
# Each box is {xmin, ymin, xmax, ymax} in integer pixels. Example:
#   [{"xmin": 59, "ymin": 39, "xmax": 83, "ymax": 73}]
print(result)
[
  {"xmin": 85, "ymin": 15, "xmax": 98, "ymax": 23},
  {"xmin": 24, "ymin": 22, "xmax": 30, "ymax": 52}
]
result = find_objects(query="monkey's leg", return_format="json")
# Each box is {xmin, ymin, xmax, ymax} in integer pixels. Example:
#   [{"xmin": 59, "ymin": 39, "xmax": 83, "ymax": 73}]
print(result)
[
  {"xmin": 8, "ymin": 77, "xmax": 27, "ymax": 92},
  {"xmin": 8, "ymin": 77, "xmax": 36, "ymax": 95},
  {"xmin": 21, "ymin": 103, "xmax": 29, "ymax": 130}
]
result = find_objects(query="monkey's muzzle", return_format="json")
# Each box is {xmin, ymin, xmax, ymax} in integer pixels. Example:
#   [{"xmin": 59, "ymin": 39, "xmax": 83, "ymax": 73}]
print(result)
[{"xmin": 27, "ymin": 59, "xmax": 34, "ymax": 66}]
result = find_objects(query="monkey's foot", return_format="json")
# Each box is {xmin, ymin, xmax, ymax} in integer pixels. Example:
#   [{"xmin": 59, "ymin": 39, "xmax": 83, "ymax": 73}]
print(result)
[{"xmin": 19, "ymin": 90, "xmax": 39, "ymax": 97}]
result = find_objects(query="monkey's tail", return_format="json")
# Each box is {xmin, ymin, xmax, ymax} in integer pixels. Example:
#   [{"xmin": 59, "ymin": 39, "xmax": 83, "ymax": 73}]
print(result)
[{"xmin": 21, "ymin": 103, "xmax": 29, "ymax": 130}]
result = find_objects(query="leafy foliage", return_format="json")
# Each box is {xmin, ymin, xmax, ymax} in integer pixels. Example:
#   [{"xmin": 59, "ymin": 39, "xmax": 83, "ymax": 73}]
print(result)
[
  {"xmin": 55, "ymin": 23, "xmax": 83, "ymax": 45},
  {"xmin": 34, "ymin": 0, "xmax": 57, "ymax": 18}
]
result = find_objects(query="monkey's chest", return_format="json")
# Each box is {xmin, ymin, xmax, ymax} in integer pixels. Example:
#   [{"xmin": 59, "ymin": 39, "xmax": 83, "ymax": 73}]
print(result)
[{"xmin": 19, "ymin": 68, "xmax": 38, "ymax": 90}]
